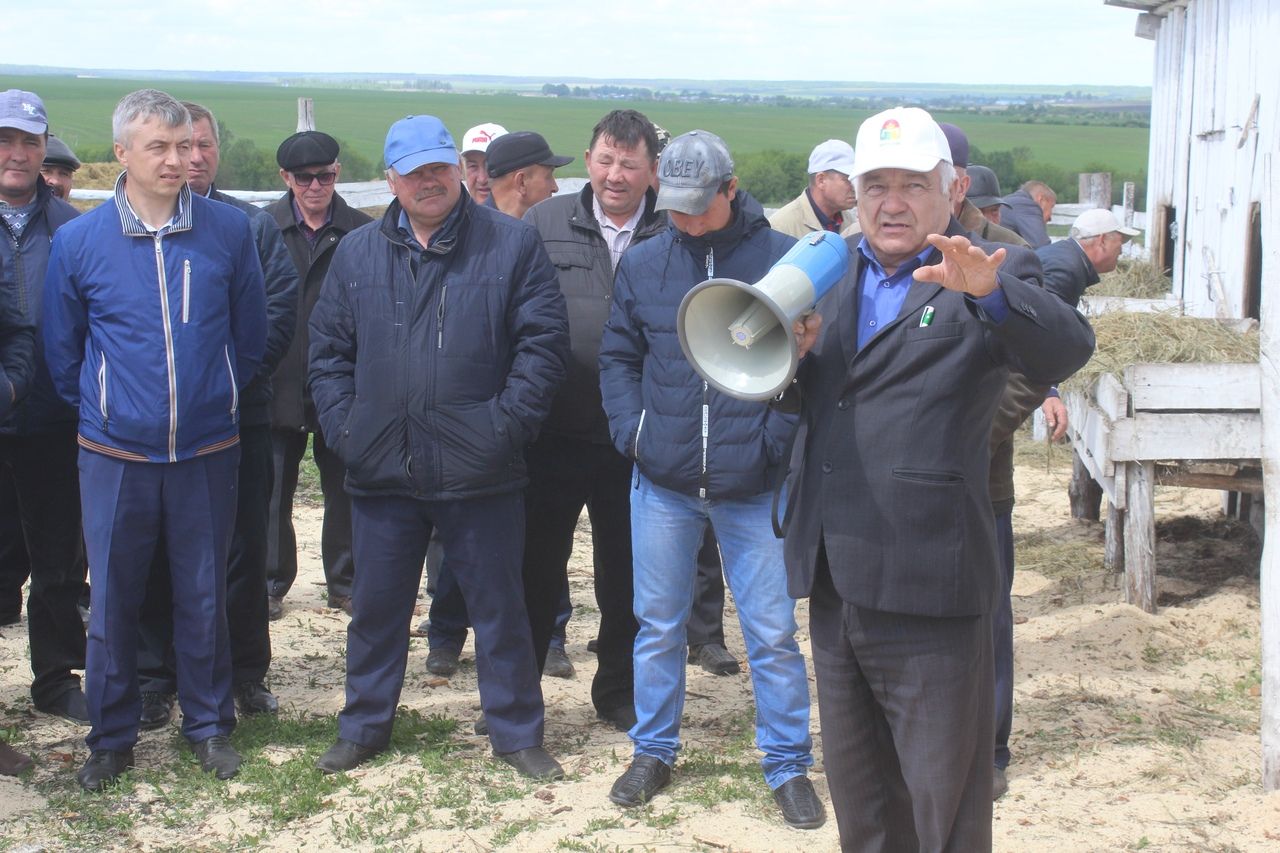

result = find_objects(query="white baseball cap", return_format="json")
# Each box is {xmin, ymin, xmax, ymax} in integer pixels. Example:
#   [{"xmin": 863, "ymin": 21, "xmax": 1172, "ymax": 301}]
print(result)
[
  {"xmin": 851, "ymin": 107, "xmax": 951, "ymax": 179},
  {"xmin": 808, "ymin": 139, "xmax": 855, "ymax": 175},
  {"xmin": 459, "ymin": 122, "xmax": 507, "ymax": 155},
  {"xmin": 1071, "ymin": 208, "xmax": 1140, "ymax": 239}
]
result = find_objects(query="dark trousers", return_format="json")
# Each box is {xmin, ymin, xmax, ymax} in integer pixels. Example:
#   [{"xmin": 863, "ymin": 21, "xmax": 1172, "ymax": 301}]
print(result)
[
  {"xmin": 993, "ymin": 507, "xmax": 1015, "ymax": 770},
  {"xmin": 0, "ymin": 469, "xmax": 31, "ymax": 619},
  {"xmin": 428, "ymin": 562, "xmax": 571, "ymax": 651},
  {"xmin": 810, "ymin": 558, "xmax": 993, "ymax": 853},
  {"xmin": 137, "ymin": 425, "xmax": 274, "ymax": 693},
  {"xmin": 80, "ymin": 447, "xmax": 239, "ymax": 751},
  {"xmin": 0, "ymin": 429, "xmax": 87, "ymax": 706},
  {"xmin": 267, "ymin": 428, "xmax": 353, "ymax": 599},
  {"xmin": 686, "ymin": 528, "xmax": 726, "ymax": 648},
  {"xmin": 343, "ymin": 491, "xmax": 543, "ymax": 754},
  {"xmin": 521, "ymin": 433, "xmax": 635, "ymax": 714}
]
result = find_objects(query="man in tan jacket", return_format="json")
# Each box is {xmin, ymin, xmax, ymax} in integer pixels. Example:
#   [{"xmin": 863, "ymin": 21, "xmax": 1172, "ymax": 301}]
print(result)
[{"xmin": 768, "ymin": 139, "xmax": 858, "ymax": 238}]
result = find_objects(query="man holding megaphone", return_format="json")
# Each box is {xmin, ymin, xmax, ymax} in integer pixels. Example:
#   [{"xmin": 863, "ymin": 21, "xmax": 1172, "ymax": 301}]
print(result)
[{"xmin": 599, "ymin": 130, "xmax": 824, "ymax": 830}]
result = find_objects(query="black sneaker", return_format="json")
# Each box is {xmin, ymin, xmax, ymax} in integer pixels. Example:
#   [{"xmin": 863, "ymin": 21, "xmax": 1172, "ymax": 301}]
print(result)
[
  {"xmin": 608, "ymin": 755, "xmax": 672, "ymax": 807},
  {"xmin": 267, "ymin": 595, "xmax": 284, "ymax": 621},
  {"xmin": 772, "ymin": 776, "xmax": 826, "ymax": 829},
  {"xmin": 543, "ymin": 646, "xmax": 575, "ymax": 679},
  {"xmin": 688, "ymin": 643, "xmax": 741, "ymax": 676},
  {"xmin": 139, "ymin": 692, "xmax": 175, "ymax": 731}
]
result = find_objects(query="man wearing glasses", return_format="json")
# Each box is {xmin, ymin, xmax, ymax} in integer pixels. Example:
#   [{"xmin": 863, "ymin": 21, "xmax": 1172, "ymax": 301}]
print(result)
[{"xmin": 264, "ymin": 131, "xmax": 372, "ymax": 621}]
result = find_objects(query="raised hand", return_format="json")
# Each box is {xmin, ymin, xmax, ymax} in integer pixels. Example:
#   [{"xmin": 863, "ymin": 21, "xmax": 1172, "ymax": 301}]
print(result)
[{"xmin": 913, "ymin": 233, "xmax": 1007, "ymax": 298}]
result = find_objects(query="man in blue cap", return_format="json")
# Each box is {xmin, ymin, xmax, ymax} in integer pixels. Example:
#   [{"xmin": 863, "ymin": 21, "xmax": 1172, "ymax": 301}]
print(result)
[{"xmin": 308, "ymin": 114, "xmax": 570, "ymax": 780}]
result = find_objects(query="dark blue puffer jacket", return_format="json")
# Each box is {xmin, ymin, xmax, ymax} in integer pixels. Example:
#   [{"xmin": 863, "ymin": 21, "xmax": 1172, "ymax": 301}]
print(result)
[
  {"xmin": 308, "ymin": 190, "xmax": 569, "ymax": 500},
  {"xmin": 599, "ymin": 195, "xmax": 799, "ymax": 499}
]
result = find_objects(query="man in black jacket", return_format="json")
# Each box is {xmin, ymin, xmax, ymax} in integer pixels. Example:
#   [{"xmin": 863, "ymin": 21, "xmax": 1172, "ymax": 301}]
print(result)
[
  {"xmin": 264, "ymin": 131, "xmax": 373, "ymax": 619},
  {"xmin": 133, "ymin": 103, "xmax": 299, "ymax": 730},
  {"xmin": 1038, "ymin": 207, "xmax": 1139, "ymax": 308},
  {"xmin": 521, "ymin": 109, "xmax": 665, "ymax": 731},
  {"xmin": 308, "ymin": 115, "xmax": 569, "ymax": 781}
]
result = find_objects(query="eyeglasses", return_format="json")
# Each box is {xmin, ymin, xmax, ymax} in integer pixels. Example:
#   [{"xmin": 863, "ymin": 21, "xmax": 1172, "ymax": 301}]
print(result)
[{"xmin": 291, "ymin": 170, "xmax": 337, "ymax": 187}]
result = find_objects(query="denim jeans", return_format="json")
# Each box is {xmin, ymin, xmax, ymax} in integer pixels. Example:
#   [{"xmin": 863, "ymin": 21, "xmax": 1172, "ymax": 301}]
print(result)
[{"xmin": 629, "ymin": 472, "xmax": 813, "ymax": 789}]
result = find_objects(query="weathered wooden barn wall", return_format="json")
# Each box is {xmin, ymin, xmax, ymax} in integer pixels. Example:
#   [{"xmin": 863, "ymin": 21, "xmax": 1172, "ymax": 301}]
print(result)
[{"xmin": 1142, "ymin": 0, "xmax": 1278, "ymax": 320}]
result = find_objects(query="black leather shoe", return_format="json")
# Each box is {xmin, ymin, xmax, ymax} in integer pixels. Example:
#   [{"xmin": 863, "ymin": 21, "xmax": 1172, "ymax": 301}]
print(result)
[
  {"xmin": 495, "ymin": 746, "xmax": 565, "ymax": 781},
  {"xmin": 77, "ymin": 749, "xmax": 134, "ymax": 792},
  {"xmin": 473, "ymin": 714, "xmax": 488, "ymax": 736},
  {"xmin": 688, "ymin": 643, "xmax": 741, "ymax": 676},
  {"xmin": 993, "ymin": 766, "xmax": 1008, "ymax": 801},
  {"xmin": 426, "ymin": 647, "xmax": 460, "ymax": 677},
  {"xmin": 586, "ymin": 638, "xmax": 599, "ymax": 654},
  {"xmin": 595, "ymin": 704, "xmax": 637, "ymax": 733},
  {"xmin": 772, "ymin": 776, "xmax": 826, "ymax": 829},
  {"xmin": 0, "ymin": 741, "xmax": 33, "ymax": 776},
  {"xmin": 139, "ymin": 692, "xmax": 174, "ymax": 731},
  {"xmin": 267, "ymin": 595, "xmax": 284, "ymax": 621},
  {"xmin": 234, "ymin": 681, "xmax": 279, "ymax": 716},
  {"xmin": 316, "ymin": 738, "xmax": 382, "ymax": 774},
  {"xmin": 192, "ymin": 734, "xmax": 241, "ymax": 780},
  {"xmin": 35, "ymin": 687, "xmax": 90, "ymax": 725},
  {"xmin": 327, "ymin": 594, "xmax": 353, "ymax": 615},
  {"xmin": 543, "ymin": 646, "xmax": 575, "ymax": 679},
  {"xmin": 609, "ymin": 755, "xmax": 672, "ymax": 807}
]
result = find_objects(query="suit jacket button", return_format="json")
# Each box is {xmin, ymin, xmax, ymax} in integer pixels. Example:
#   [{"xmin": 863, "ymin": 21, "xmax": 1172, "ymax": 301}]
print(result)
[
  {"xmin": 821, "ymin": 461, "xmax": 833, "ymax": 474},
  {"xmin": 837, "ymin": 398, "xmax": 849, "ymax": 410}
]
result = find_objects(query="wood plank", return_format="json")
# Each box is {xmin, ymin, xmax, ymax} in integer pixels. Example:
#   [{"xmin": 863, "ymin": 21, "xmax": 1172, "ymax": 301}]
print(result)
[
  {"xmin": 1070, "ymin": 450, "xmax": 1103, "ymax": 521},
  {"xmin": 1094, "ymin": 373, "xmax": 1130, "ymax": 421},
  {"xmin": 1105, "ymin": 501, "xmax": 1125, "ymax": 572},
  {"xmin": 1126, "ymin": 362, "xmax": 1261, "ymax": 411},
  {"xmin": 1124, "ymin": 461, "xmax": 1157, "ymax": 614},
  {"xmin": 1111, "ymin": 412, "xmax": 1261, "ymax": 460},
  {"xmin": 1078, "ymin": 295, "xmax": 1181, "ymax": 317}
]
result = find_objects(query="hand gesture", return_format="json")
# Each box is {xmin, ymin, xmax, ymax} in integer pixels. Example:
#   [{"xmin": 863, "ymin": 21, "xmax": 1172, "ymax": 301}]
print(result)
[{"xmin": 913, "ymin": 234, "xmax": 1006, "ymax": 298}]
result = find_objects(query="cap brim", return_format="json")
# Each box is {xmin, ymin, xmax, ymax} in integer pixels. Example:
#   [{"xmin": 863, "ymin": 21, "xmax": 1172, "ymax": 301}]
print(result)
[
  {"xmin": 541, "ymin": 154, "xmax": 573, "ymax": 169},
  {"xmin": 655, "ymin": 183, "xmax": 717, "ymax": 215},
  {"xmin": 1117, "ymin": 225, "xmax": 1141, "ymax": 237},
  {"xmin": 851, "ymin": 152, "xmax": 945, "ymax": 179},
  {"xmin": 0, "ymin": 118, "xmax": 47, "ymax": 135},
  {"xmin": 389, "ymin": 147, "xmax": 458, "ymax": 175},
  {"xmin": 968, "ymin": 195, "xmax": 1005, "ymax": 209}
]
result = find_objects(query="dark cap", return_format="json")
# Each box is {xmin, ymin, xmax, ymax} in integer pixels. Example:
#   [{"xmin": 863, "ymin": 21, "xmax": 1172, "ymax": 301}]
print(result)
[
  {"xmin": 966, "ymin": 165, "xmax": 1009, "ymax": 209},
  {"xmin": 276, "ymin": 131, "xmax": 340, "ymax": 171},
  {"xmin": 655, "ymin": 130, "xmax": 734, "ymax": 215},
  {"xmin": 938, "ymin": 122, "xmax": 969, "ymax": 169},
  {"xmin": 44, "ymin": 135, "xmax": 81, "ymax": 171},
  {"xmin": 485, "ymin": 131, "xmax": 573, "ymax": 179}
]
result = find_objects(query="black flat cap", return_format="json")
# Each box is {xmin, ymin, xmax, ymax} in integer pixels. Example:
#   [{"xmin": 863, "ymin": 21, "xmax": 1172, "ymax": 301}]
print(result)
[
  {"xmin": 276, "ymin": 131, "xmax": 340, "ymax": 171},
  {"xmin": 44, "ymin": 135, "xmax": 81, "ymax": 170},
  {"xmin": 485, "ymin": 131, "xmax": 572, "ymax": 179}
]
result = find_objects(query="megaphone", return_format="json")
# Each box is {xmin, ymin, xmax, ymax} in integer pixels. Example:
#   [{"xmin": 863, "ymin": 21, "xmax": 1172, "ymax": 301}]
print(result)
[{"xmin": 677, "ymin": 230, "xmax": 850, "ymax": 401}]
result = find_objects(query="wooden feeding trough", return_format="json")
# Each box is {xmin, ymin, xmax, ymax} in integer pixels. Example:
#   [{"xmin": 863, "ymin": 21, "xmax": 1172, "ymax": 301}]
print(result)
[{"xmin": 1063, "ymin": 362, "xmax": 1262, "ymax": 613}]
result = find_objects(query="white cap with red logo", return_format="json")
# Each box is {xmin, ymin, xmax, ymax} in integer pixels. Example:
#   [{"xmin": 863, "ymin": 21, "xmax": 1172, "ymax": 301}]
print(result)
[
  {"xmin": 460, "ymin": 123, "xmax": 508, "ymax": 155},
  {"xmin": 851, "ymin": 107, "xmax": 952, "ymax": 179}
]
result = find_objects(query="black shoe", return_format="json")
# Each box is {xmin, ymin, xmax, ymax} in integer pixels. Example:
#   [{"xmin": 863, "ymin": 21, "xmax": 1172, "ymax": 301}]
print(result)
[
  {"xmin": 35, "ymin": 687, "xmax": 90, "ymax": 725},
  {"xmin": 993, "ymin": 766, "xmax": 1008, "ymax": 801},
  {"xmin": 234, "ymin": 681, "xmax": 279, "ymax": 716},
  {"xmin": 495, "ymin": 746, "xmax": 565, "ymax": 781},
  {"xmin": 609, "ymin": 755, "xmax": 672, "ymax": 807},
  {"xmin": 327, "ymin": 594, "xmax": 353, "ymax": 615},
  {"xmin": 595, "ymin": 704, "xmax": 637, "ymax": 733},
  {"xmin": 772, "ymin": 776, "xmax": 826, "ymax": 829},
  {"xmin": 0, "ymin": 611, "xmax": 19, "ymax": 627},
  {"xmin": 267, "ymin": 595, "xmax": 284, "ymax": 621},
  {"xmin": 192, "ymin": 734, "xmax": 241, "ymax": 780},
  {"xmin": 0, "ymin": 741, "xmax": 33, "ymax": 776},
  {"xmin": 426, "ymin": 647, "xmax": 460, "ymax": 677},
  {"xmin": 473, "ymin": 713, "xmax": 488, "ymax": 736},
  {"xmin": 543, "ymin": 646, "xmax": 575, "ymax": 679},
  {"xmin": 77, "ymin": 748, "xmax": 134, "ymax": 792},
  {"xmin": 688, "ymin": 643, "xmax": 741, "ymax": 676},
  {"xmin": 139, "ymin": 692, "xmax": 175, "ymax": 731},
  {"xmin": 410, "ymin": 618, "xmax": 430, "ymax": 637},
  {"xmin": 316, "ymin": 738, "xmax": 382, "ymax": 774}
]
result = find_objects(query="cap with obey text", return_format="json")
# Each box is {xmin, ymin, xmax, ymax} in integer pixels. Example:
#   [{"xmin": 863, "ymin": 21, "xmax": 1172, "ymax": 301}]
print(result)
[{"xmin": 655, "ymin": 130, "xmax": 734, "ymax": 215}]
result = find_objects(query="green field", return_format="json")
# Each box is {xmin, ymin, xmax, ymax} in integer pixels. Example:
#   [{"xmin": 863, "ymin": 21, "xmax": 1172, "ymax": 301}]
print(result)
[{"xmin": 14, "ymin": 74, "xmax": 1149, "ymax": 183}]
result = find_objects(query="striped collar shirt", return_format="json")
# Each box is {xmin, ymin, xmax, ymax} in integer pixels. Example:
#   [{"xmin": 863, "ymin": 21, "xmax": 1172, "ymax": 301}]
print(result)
[
  {"xmin": 592, "ymin": 194, "xmax": 646, "ymax": 271},
  {"xmin": 114, "ymin": 171, "xmax": 192, "ymax": 237}
]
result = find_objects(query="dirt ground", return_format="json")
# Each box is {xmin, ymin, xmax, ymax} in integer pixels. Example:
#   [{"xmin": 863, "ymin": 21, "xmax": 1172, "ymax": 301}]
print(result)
[{"xmin": 2, "ymin": 434, "xmax": 1279, "ymax": 851}]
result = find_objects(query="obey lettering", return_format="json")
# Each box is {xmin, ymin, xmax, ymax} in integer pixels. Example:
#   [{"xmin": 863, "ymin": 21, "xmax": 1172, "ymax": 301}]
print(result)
[{"xmin": 661, "ymin": 158, "xmax": 705, "ymax": 179}]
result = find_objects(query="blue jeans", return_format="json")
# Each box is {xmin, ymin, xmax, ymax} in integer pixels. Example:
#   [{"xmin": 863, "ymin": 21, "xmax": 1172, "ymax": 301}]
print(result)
[{"xmin": 629, "ymin": 472, "xmax": 813, "ymax": 789}]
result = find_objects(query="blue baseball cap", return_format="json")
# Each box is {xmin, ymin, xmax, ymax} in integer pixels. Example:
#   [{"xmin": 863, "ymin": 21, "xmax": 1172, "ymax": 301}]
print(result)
[
  {"xmin": 0, "ymin": 89, "xmax": 48, "ymax": 135},
  {"xmin": 384, "ymin": 115, "xmax": 456, "ymax": 175}
]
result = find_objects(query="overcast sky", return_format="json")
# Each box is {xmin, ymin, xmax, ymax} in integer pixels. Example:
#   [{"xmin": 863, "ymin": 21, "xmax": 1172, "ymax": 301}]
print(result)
[{"xmin": 5, "ymin": 1, "xmax": 1153, "ymax": 87}]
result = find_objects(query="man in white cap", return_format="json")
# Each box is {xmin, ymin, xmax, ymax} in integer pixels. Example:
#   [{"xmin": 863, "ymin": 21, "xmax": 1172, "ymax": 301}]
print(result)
[
  {"xmin": 768, "ymin": 139, "xmax": 857, "ymax": 239},
  {"xmin": 1038, "ymin": 208, "xmax": 1140, "ymax": 308},
  {"xmin": 458, "ymin": 122, "xmax": 506, "ymax": 204},
  {"xmin": 783, "ymin": 106, "xmax": 1095, "ymax": 850}
]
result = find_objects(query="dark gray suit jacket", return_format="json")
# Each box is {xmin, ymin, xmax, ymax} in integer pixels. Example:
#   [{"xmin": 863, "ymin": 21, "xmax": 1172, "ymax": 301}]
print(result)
[
  {"xmin": 783, "ymin": 221, "xmax": 1095, "ymax": 618},
  {"xmin": 1037, "ymin": 237, "xmax": 1099, "ymax": 309}
]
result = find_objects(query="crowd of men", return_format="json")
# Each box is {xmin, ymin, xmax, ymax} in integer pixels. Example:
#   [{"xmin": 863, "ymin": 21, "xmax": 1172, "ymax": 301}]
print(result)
[{"xmin": 0, "ymin": 84, "xmax": 1144, "ymax": 849}]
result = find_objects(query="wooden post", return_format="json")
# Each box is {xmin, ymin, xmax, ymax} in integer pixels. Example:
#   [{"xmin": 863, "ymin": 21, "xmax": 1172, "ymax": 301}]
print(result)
[
  {"xmin": 1123, "ymin": 460, "xmax": 1156, "ymax": 613},
  {"xmin": 1256, "ymin": 150, "xmax": 1280, "ymax": 790},
  {"xmin": 296, "ymin": 98, "xmax": 315, "ymax": 132},
  {"xmin": 1123, "ymin": 181, "xmax": 1137, "ymax": 230},
  {"xmin": 1069, "ymin": 450, "xmax": 1103, "ymax": 520},
  {"xmin": 1078, "ymin": 172, "xmax": 1112, "ymax": 209},
  {"xmin": 1104, "ymin": 501, "xmax": 1125, "ymax": 572}
]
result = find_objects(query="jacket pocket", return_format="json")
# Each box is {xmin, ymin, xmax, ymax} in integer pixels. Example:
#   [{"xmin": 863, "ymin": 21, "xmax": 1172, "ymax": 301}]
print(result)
[
  {"xmin": 632, "ymin": 409, "xmax": 647, "ymax": 461},
  {"xmin": 886, "ymin": 467, "xmax": 966, "ymax": 605},
  {"xmin": 223, "ymin": 345, "xmax": 239, "ymax": 422},
  {"xmin": 97, "ymin": 352, "xmax": 109, "ymax": 428},
  {"xmin": 182, "ymin": 260, "xmax": 191, "ymax": 324}
]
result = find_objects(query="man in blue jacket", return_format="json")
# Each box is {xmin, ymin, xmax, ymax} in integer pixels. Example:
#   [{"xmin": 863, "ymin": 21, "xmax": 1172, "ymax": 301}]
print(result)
[
  {"xmin": 43, "ymin": 89, "xmax": 267, "ymax": 791},
  {"xmin": 598, "ymin": 130, "xmax": 824, "ymax": 829},
  {"xmin": 0, "ymin": 89, "xmax": 89, "ymax": 725},
  {"xmin": 308, "ymin": 115, "xmax": 569, "ymax": 781}
]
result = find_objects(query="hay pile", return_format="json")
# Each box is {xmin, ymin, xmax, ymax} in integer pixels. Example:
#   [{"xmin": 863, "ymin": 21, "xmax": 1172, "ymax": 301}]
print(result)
[
  {"xmin": 1090, "ymin": 259, "xmax": 1173, "ymax": 299},
  {"xmin": 1062, "ymin": 311, "xmax": 1259, "ymax": 393},
  {"xmin": 74, "ymin": 162, "xmax": 121, "ymax": 190}
]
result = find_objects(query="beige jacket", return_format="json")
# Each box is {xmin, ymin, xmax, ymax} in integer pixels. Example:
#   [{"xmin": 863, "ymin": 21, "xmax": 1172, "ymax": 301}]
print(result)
[{"xmin": 768, "ymin": 189, "xmax": 859, "ymax": 239}]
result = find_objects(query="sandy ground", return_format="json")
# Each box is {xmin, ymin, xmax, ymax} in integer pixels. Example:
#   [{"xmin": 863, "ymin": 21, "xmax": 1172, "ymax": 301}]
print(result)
[{"xmin": 2, "ymin": 436, "xmax": 1279, "ymax": 851}]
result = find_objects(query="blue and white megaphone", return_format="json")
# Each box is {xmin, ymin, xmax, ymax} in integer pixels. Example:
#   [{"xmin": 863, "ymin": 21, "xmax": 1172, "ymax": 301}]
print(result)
[{"xmin": 677, "ymin": 230, "xmax": 850, "ymax": 401}]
